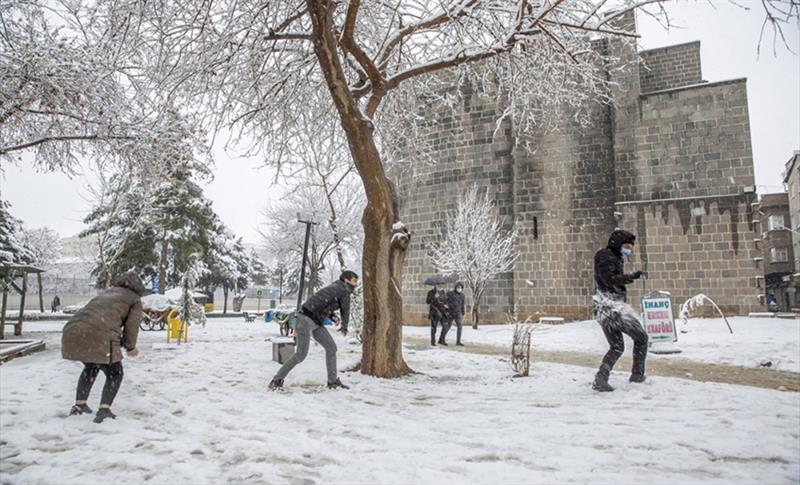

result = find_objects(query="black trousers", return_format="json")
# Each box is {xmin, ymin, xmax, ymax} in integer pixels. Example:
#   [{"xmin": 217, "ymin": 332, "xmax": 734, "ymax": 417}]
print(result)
[
  {"xmin": 598, "ymin": 322, "xmax": 648, "ymax": 378},
  {"xmin": 430, "ymin": 318, "xmax": 450, "ymax": 343},
  {"xmin": 76, "ymin": 362, "xmax": 124, "ymax": 406}
]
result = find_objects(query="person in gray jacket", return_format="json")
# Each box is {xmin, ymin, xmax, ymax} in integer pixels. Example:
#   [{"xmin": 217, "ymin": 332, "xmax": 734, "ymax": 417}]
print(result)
[
  {"xmin": 61, "ymin": 271, "xmax": 144, "ymax": 423},
  {"xmin": 269, "ymin": 270, "xmax": 358, "ymax": 391}
]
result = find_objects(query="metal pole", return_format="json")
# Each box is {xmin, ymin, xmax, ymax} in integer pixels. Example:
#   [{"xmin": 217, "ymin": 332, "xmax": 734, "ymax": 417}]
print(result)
[
  {"xmin": 296, "ymin": 221, "xmax": 314, "ymax": 312},
  {"xmin": 279, "ymin": 268, "xmax": 283, "ymax": 304}
]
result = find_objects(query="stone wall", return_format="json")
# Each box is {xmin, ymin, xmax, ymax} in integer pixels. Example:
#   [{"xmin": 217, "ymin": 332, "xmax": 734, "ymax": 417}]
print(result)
[
  {"xmin": 397, "ymin": 83, "xmax": 516, "ymax": 326},
  {"xmin": 397, "ymin": 20, "xmax": 760, "ymax": 323},
  {"xmin": 617, "ymin": 79, "xmax": 754, "ymax": 202},
  {"xmin": 615, "ymin": 194, "xmax": 759, "ymax": 315},
  {"xmin": 639, "ymin": 41, "xmax": 703, "ymax": 93}
]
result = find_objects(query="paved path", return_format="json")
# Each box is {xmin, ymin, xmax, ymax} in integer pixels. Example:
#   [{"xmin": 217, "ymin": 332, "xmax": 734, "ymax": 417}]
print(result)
[{"xmin": 403, "ymin": 336, "xmax": 800, "ymax": 392}]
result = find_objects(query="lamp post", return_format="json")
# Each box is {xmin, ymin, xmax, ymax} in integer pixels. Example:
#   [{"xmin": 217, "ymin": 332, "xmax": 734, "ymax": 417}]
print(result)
[{"xmin": 296, "ymin": 215, "xmax": 318, "ymax": 312}]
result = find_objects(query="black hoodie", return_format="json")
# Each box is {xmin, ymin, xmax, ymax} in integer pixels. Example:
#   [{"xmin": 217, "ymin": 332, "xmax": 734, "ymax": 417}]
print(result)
[{"xmin": 594, "ymin": 229, "xmax": 638, "ymax": 300}]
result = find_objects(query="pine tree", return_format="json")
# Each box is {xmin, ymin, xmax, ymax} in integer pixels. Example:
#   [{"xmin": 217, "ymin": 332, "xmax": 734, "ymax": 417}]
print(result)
[{"xmin": 0, "ymin": 200, "xmax": 34, "ymax": 265}]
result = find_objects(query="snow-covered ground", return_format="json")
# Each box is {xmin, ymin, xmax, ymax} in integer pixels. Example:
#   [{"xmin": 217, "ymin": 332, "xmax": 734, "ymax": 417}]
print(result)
[
  {"xmin": 406, "ymin": 316, "xmax": 800, "ymax": 373},
  {"xmin": 1, "ymin": 318, "xmax": 799, "ymax": 484}
]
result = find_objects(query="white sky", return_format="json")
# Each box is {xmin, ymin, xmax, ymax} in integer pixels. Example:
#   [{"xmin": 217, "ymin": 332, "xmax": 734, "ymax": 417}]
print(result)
[{"xmin": 1, "ymin": 2, "xmax": 798, "ymax": 245}]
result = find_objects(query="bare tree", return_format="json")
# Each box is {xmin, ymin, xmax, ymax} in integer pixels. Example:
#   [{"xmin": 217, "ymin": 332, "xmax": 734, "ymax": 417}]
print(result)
[
  {"xmin": 429, "ymin": 186, "xmax": 518, "ymax": 329},
  {"xmin": 260, "ymin": 184, "xmax": 361, "ymax": 300},
  {"xmin": 0, "ymin": 1, "xmax": 206, "ymax": 174}
]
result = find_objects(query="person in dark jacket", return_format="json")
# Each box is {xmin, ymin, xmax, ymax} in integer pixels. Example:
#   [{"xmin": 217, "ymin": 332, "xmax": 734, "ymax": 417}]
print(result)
[
  {"xmin": 426, "ymin": 284, "xmax": 449, "ymax": 346},
  {"xmin": 62, "ymin": 271, "xmax": 144, "ymax": 423},
  {"xmin": 269, "ymin": 270, "xmax": 358, "ymax": 391},
  {"xmin": 51, "ymin": 295, "xmax": 61, "ymax": 313},
  {"xmin": 446, "ymin": 282, "xmax": 466, "ymax": 346},
  {"xmin": 592, "ymin": 229, "xmax": 649, "ymax": 392}
]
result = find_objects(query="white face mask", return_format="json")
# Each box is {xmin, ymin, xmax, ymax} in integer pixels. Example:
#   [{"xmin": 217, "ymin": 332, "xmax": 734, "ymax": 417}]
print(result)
[{"xmin": 456, "ymin": 288, "xmax": 462, "ymax": 293}]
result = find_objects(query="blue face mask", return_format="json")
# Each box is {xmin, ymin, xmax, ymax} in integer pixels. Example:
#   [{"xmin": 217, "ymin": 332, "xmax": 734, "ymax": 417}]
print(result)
[{"xmin": 621, "ymin": 248, "xmax": 632, "ymax": 257}]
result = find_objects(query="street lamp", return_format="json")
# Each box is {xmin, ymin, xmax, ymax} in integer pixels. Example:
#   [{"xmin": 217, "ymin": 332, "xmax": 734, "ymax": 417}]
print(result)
[{"xmin": 296, "ymin": 213, "xmax": 318, "ymax": 312}]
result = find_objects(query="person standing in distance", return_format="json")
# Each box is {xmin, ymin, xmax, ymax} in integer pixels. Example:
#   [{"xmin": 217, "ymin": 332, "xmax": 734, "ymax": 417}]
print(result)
[
  {"xmin": 269, "ymin": 270, "xmax": 358, "ymax": 391},
  {"xmin": 592, "ymin": 229, "xmax": 649, "ymax": 392}
]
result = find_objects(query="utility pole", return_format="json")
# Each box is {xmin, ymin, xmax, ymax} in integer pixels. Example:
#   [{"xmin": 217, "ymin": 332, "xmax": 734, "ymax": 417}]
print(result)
[{"xmin": 296, "ymin": 215, "xmax": 318, "ymax": 312}]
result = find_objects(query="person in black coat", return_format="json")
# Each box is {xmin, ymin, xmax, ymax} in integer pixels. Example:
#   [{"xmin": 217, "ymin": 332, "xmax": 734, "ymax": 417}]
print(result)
[
  {"xmin": 426, "ymin": 284, "xmax": 450, "ymax": 346},
  {"xmin": 446, "ymin": 282, "xmax": 466, "ymax": 346},
  {"xmin": 592, "ymin": 229, "xmax": 649, "ymax": 392},
  {"xmin": 268, "ymin": 270, "xmax": 358, "ymax": 391}
]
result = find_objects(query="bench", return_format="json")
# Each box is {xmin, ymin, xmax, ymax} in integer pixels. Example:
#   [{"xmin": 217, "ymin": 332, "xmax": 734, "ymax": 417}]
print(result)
[
  {"xmin": 243, "ymin": 312, "xmax": 256, "ymax": 323},
  {"xmin": 538, "ymin": 317, "xmax": 565, "ymax": 325}
]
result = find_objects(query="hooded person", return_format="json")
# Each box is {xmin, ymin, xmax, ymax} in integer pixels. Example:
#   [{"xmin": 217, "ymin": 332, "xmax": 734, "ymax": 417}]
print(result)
[
  {"xmin": 592, "ymin": 229, "xmax": 649, "ymax": 392},
  {"xmin": 446, "ymin": 282, "xmax": 467, "ymax": 346},
  {"xmin": 268, "ymin": 270, "xmax": 358, "ymax": 391},
  {"xmin": 62, "ymin": 271, "xmax": 145, "ymax": 423}
]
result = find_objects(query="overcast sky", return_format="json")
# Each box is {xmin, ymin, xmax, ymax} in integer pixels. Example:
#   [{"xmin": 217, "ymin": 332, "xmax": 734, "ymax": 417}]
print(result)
[{"xmin": 1, "ymin": 2, "xmax": 798, "ymax": 245}]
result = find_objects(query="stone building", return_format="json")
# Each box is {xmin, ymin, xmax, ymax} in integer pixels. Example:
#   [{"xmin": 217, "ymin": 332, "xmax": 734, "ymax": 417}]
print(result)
[
  {"xmin": 397, "ymin": 13, "xmax": 760, "ymax": 324},
  {"xmin": 783, "ymin": 152, "xmax": 800, "ymax": 270},
  {"xmin": 756, "ymin": 193, "xmax": 796, "ymax": 311}
]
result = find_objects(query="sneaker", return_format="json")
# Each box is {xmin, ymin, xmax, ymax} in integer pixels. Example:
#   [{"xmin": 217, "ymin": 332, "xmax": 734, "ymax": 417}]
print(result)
[
  {"xmin": 456, "ymin": 342, "xmax": 464, "ymax": 347},
  {"xmin": 69, "ymin": 403, "xmax": 93, "ymax": 416},
  {"xmin": 268, "ymin": 378, "xmax": 284, "ymax": 391},
  {"xmin": 438, "ymin": 341, "xmax": 448, "ymax": 346},
  {"xmin": 629, "ymin": 374, "xmax": 647, "ymax": 383},
  {"xmin": 93, "ymin": 408, "xmax": 116, "ymax": 423},
  {"xmin": 327, "ymin": 378, "xmax": 350, "ymax": 390}
]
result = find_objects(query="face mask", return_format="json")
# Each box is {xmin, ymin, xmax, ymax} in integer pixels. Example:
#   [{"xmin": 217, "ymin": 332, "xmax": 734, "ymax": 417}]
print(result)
[
  {"xmin": 456, "ymin": 288, "xmax": 462, "ymax": 293},
  {"xmin": 621, "ymin": 248, "xmax": 632, "ymax": 257}
]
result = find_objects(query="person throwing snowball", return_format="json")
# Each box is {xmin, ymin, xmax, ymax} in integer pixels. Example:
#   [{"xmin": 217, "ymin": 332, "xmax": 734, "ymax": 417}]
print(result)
[
  {"xmin": 269, "ymin": 270, "xmax": 358, "ymax": 391},
  {"xmin": 592, "ymin": 229, "xmax": 649, "ymax": 392}
]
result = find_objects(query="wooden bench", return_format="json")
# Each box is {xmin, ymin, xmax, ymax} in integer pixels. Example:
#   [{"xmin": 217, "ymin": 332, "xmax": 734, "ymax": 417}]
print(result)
[{"xmin": 243, "ymin": 312, "xmax": 256, "ymax": 323}]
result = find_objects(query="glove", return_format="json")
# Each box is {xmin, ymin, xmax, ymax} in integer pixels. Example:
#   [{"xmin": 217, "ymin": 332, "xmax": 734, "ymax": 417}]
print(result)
[
  {"xmin": 632, "ymin": 270, "xmax": 647, "ymax": 280},
  {"xmin": 339, "ymin": 327, "xmax": 348, "ymax": 337}
]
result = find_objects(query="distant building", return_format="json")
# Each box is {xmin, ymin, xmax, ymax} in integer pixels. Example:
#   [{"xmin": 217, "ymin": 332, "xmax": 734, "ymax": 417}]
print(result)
[
  {"xmin": 783, "ymin": 152, "xmax": 800, "ymax": 271},
  {"xmin": 756, "ymin": 193, "xmax": 796, "ymax": 311}
]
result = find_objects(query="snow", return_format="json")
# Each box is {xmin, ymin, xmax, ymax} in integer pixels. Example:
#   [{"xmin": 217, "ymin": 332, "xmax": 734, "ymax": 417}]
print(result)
[
  {"xmin": 1, "ymin": 318, "xmax": 798, "ymax": 484},
  {"xmin": 163, "ymin": 287, "xmax": 209, "ymax": 301},
  {"xmin": 140, "ymin": 294, "xmax": 174, "ymax": 312},
  {"xmin": 405, "ymin": 316, "xmax": 800, "ymax": 373}
]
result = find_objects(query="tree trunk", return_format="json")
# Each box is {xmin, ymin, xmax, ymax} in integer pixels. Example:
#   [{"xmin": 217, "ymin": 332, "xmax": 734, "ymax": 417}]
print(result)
[
  {"xmin": 307, "ymin": 1, "xmax": 411, "ymax": 377},
  {"xmin": 158, "ymin": 235, "xmax": 168, "ymax": 295},
  {"xmin": 471, "ymin": 287, "xmax": 483, "ymax": 329},
  {"xmin": 223, "ymin": 284, "xmax": 228, "ymax": 315}
]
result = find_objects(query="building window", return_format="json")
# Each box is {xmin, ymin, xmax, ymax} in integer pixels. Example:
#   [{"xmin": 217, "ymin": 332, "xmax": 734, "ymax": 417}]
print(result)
[
  {"xmin": 770, "ymin": 247, "xmax": 789, "ymax": 263},
  {"xmin": 768, "ymin": 215, "xmax": 786, "ymax": 231}
]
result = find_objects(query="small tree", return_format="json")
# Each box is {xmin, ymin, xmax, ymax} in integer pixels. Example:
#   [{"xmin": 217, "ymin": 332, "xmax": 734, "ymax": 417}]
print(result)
[
  {"xmin": 0, "ymin": 201, "xmax": 34, "ymax": 265},
  {"xmin": 178, "ymin": 260, "xmax": 207, "ymax": 334},
  {"xmin": 430, "ymin": 187, "xmax": 518, "ymax": 329}
]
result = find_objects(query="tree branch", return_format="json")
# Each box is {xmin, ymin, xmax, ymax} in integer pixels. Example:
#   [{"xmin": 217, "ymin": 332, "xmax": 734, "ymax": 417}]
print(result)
[{"xmin": 0, "ymin": 134, "xmax": 134, "ymax": 155}]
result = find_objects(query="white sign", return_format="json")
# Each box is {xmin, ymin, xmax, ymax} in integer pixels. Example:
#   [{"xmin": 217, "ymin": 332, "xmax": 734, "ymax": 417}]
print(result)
[{"xmin": 641, "ymin": 294, "xmax": 678, "ymax": 343}]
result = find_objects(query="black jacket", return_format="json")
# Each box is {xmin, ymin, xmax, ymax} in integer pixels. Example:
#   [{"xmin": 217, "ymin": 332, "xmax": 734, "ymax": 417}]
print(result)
[
  {"xmin": 301, "ymin": 280, "xmax": 353, "ymax": 332},
  {"xmin": 446, "ymin": 289, "xmax": 466, "ymax": 319},
  {"xmin": 426, "ymin": 288, "xmax": 448, "ymax": 321},
  {"xmin": 594, "ymin": 229, "xmax": 638, "ymax": 300}
]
